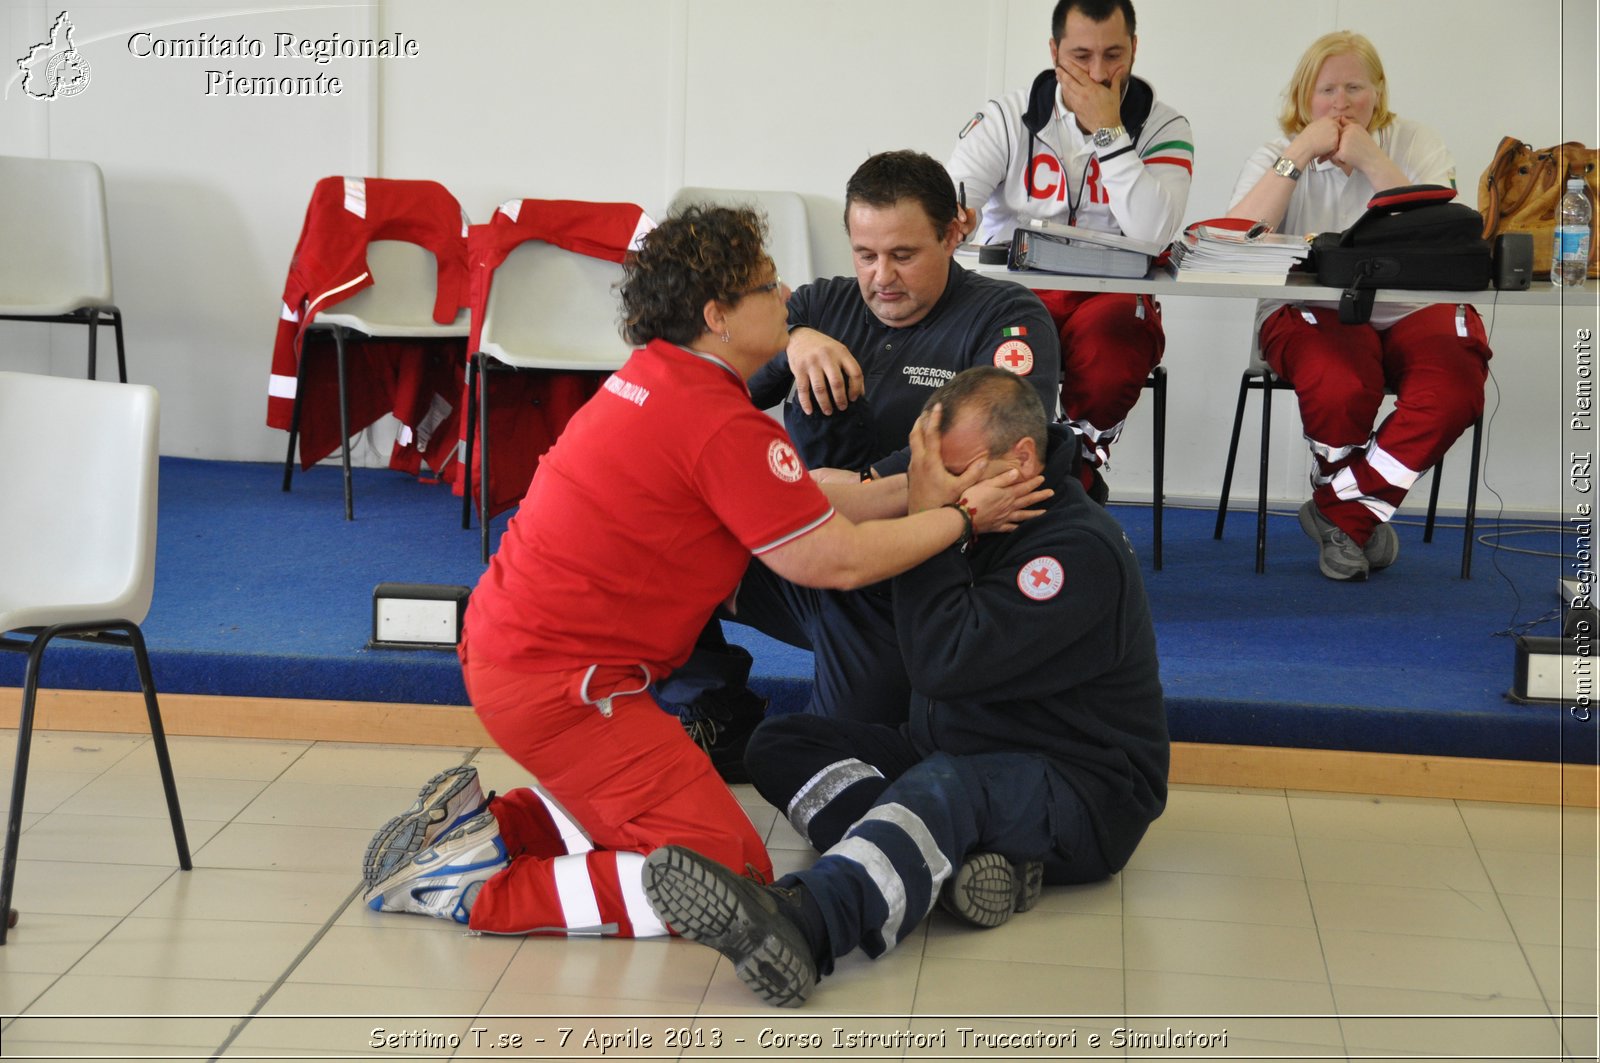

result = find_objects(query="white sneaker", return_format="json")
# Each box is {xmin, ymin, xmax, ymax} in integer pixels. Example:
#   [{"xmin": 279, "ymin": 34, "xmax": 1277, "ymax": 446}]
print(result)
[
  {"xmin": 364, "ymin": 765, "xmax": 486, "ymax": 889},
  {"xmin": 364, "ymin": 809, "xmax": 506, "ymax": 923}
]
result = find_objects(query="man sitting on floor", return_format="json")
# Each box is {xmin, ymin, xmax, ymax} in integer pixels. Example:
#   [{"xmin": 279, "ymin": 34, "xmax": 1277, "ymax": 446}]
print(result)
[
  {"xmin": 641, "ymin": 366, "xmax": 1169, "ymax": 1006},
  {"xmin": 660, "ymin": 149, "xmax": 1062, "ymax": 773}
]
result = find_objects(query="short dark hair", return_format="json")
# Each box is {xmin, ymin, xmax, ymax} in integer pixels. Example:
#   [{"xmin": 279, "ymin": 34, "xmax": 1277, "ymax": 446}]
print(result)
[
  {"xmin": 842, "ymin": 150, "xmax": 959, "ymax": 239},
  {"xmin": 1051, "ymin": 0, "xmax": 1136, "ymax": 39},
  {"xmin": 925, "ymin": 367, "xmax": 1048, "ymax": 457},
  {"xmin": 619, "ymin": 205, "xmax": 770, "ymax": 347}
]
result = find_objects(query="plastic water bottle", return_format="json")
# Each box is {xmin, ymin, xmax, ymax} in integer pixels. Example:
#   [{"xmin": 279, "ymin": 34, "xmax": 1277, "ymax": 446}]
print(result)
[{"xmin": 1552, "ymin": 177, "xmax": 1592, "ymax": 287}]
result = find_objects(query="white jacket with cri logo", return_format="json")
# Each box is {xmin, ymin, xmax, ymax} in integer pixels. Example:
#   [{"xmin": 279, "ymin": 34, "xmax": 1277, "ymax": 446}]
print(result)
[{"xmin": 948, "ymin": 70, "xmax": 1194, "ymax": 251}]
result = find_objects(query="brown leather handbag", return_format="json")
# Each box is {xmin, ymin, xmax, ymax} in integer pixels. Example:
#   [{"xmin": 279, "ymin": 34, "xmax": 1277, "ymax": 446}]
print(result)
[{"xmin": 1478, "ymin": 137, "xmax": 1599, "ymax": 278}]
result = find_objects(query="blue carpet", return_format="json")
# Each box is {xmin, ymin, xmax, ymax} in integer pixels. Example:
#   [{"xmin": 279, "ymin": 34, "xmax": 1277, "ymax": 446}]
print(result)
[{"xmin": 4, "ymin": 457, "xmax": 1589, "ymax": 764}]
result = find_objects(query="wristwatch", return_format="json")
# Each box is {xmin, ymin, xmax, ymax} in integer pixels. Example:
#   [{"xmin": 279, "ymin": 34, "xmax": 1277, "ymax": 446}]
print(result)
[
  {"xmin": 1092, "ymin": 125, "xmax": 1126, "ymax": 149},
  {"xmin": 1272, "ymin": 155, "xmax": 1303, "ymax": 181}
]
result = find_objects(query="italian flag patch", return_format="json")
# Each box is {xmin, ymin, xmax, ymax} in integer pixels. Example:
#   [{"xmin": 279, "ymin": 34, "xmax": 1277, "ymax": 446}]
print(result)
[{"xmin": 1001, "ymin": 326, "xmax": 1027, "ymax": 337}]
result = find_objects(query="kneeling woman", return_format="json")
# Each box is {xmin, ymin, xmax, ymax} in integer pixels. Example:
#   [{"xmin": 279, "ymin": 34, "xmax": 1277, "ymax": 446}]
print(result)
[{"xmin": 363, "ymin": 205, "xmax": 1047, "ymax": 936}]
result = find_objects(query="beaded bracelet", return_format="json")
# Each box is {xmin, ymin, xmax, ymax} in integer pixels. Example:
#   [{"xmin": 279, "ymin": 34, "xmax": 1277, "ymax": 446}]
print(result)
[{"xmin": 942, "ymin": 499, "xmax": 975, "ymax": 552}]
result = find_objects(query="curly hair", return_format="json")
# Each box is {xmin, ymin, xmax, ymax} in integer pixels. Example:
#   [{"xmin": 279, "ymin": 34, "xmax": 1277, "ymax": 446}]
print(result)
[{"xmin": 619, "ymin": 205, "xmax": 771, "ymax": 347}]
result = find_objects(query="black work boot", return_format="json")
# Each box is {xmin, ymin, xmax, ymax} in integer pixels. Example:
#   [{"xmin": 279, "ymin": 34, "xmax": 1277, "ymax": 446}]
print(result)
[
  {"xmin": 938, "ymin": 852, "xmax": 1044, "ymax": 928},
  {"xmin": 642, "ymin": 845, "xmax": 827, "ymax": 1007},
  {"xmin": 678, "ymin": 689, "xmax": 768, "ymax": 784}
]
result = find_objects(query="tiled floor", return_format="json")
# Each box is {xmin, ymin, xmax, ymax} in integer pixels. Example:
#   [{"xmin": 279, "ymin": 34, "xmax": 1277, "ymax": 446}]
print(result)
[{"xmin": 1, "ymin": 730, "xmax": 1596, "ymax": 1061}]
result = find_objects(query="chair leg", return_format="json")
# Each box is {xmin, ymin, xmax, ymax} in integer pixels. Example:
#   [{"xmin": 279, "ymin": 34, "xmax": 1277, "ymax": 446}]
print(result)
[
  {"xmin": 125, "ymin": 624, "xmax": 192, "ymax": 870},
  {"xmin": 461, "ymin": 355, "xmax": 478, "ymax": 531},
  {"xmin": 479, "ymin": 358, "xmax": 493, "ymax": 564},
  {"xmin": 0, "ymin": 635, "xmax": 47, "ymax": 946},
  {"xmin": 1255, "ymin": 374, "xmax": 1273, "ymax": 574},
  {"xmin": 1214, "ymin": 372, "xmax": 1253, "ymax": 540},
  {"xmin": 111, "ymin": 308, "xmax": 128, "ymax": 384},
  {"xmin": 333, "ymin": 326, "xmax": 354, "ymax": 521},
  {"xmin": 0, "ymin": 623, "xmax": 193, "ymax": 945},
  {"xmin": 1150, "ymin": 368, "xmax": 1166, "ymax": 571},
  {"xmin": 281, "ymin": 348, "xmax": 310, "ymax": 493},
  {"xmin": 85, "ymin": 308, "xmax": 99, "ymax": 382},
  {"xmin": 1461, "ymin": 416, "xmax": 1482, "ymax": 580},
  {"xmin": 1424, "ymin": 458, "xmax": 1444, "ymax": 544}
]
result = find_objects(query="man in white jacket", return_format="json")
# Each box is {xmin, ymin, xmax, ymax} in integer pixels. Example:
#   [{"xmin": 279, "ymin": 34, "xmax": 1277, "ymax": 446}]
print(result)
[{"xmin": 948, "ymin": 0, "xmax": 1192, "ymax": 497}]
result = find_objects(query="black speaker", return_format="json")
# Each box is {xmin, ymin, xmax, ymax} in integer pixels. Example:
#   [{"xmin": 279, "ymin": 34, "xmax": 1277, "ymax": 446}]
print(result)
[{"xmin": 1494, "ymin": 232, "xmax": 1533, "ymax": 290}]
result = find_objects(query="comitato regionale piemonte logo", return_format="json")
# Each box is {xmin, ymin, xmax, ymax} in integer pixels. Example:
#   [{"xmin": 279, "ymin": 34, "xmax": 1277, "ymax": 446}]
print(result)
[{"xmin": 17, "ymin": 11, "xmax": 91, "ymax": 100}]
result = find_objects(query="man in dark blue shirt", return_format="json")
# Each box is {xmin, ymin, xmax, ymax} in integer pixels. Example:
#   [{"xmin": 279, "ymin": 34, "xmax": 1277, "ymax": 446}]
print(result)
[
  {"xmin": 644, "ymin": 367, "xmax": 1166, "ymax": 1007},
  {"xmin": 749, "ymin": 150, "xmax": 1060, "ymax": 475},
  {"xmin": 663, "ymin": 152, "xmax": 1061, "ymax": 770}
]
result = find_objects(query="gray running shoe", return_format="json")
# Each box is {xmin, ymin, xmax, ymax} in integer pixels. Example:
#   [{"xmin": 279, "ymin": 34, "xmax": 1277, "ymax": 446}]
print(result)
[
  {"xmin": 1298, "ymin": 501, "xmax": 1370, "ymax": 581},
  {"xmin": 364, "ymin": 809, "xmax": 506, "ymax": 923},
  {"xmin": 364, "ymin": 765, "xmax": 486, "ymax": 889},
  {"xmin": 938, "ymin": 852, "xmax": 1044, "ymax": 928},
  {"xmin": 641, "ymin": 845, "xmax": 817, "ymax": 1007},
  {"xmin": 1363, "ymin": 521, "xmax": 1400, "ymax": 570}
]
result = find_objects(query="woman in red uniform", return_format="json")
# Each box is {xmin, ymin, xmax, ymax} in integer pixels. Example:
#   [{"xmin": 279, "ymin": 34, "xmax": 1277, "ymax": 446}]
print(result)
[
  {"xmin": 1227, "ymin": 31, "xmax": 1491, "ymax": 581},
  {"xmin": 363, "ymin": 205, "xmax": 1048, "ymax": 937}
]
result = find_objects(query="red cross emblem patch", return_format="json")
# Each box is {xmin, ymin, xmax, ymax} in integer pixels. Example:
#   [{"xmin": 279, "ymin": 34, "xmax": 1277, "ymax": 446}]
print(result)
[
  {"xmin": 767, "ymin": 439, "xmax": 803, "ymax": 483},
  {"xmin": 994, "ymin": 340, "xmax": 1034, "ymax": 376},
  {"xmin": 1017, "ymin": 556, "xmax": 1064, "ymax": 601}
]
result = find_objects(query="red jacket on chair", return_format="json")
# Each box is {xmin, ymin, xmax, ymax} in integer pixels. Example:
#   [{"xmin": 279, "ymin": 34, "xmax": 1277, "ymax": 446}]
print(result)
[
  {"xmin": 457, "ymin": 199, "xmax": 653, "ymax": 518},
  {"xmin": 266, "ymin": 176, "xmax": 471, "ymax": 476}
]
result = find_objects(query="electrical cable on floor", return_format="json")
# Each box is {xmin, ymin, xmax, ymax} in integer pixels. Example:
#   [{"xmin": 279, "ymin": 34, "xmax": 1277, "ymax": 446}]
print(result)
[{"xmin": 1472, "ymin": 306, "xmax": 1571, "ymax": 637}]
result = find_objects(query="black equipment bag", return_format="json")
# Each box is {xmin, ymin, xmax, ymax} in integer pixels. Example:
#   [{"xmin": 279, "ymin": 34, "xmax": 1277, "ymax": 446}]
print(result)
[{"xmin": 1310, "ymin": 185, "xmax": 1491, "ymax": 323}]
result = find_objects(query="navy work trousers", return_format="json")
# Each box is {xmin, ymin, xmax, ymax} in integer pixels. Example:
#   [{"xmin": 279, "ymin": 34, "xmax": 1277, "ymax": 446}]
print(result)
[{"xmin": 745, "ymin": 713, "xmax": 1111, "ymax": 965}]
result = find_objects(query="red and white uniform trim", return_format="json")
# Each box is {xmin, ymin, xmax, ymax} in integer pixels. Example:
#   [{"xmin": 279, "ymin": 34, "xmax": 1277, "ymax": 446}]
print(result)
[{"xmin": 472, "ymin": 785, "xmax": 667, "ymax": 938}]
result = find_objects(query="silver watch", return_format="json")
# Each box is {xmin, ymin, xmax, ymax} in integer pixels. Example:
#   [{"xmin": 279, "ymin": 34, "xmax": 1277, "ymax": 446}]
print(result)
[
  {"xmin": 1272, "ymin": 155, "xmax": 1303, "ymax": 181},
  {"xmin": 1092, "ymin": 125, "xmax": 1126, "ymax": 149}
]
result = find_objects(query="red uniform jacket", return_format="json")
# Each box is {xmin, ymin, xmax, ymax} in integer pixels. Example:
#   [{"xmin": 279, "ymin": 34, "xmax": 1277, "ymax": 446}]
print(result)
[
  {"xmin": 457, "ymin": 199, "xmax": 653, "ymax": 518},
  {"xmin": 267, "ymin": 176, "xmax": 471, "ymax": 476}
]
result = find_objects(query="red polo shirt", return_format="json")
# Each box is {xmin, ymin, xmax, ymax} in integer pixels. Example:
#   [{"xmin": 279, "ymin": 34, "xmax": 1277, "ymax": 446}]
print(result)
[{"xmin": 465, "ymin": 339, "xmax": 834, "ymax": 677}]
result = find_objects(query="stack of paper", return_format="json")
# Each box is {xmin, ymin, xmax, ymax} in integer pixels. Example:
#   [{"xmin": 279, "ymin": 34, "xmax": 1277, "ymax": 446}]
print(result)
[{"xmin": 1172, "ymin": 225, "xmax": 1312, "ymax": 284}]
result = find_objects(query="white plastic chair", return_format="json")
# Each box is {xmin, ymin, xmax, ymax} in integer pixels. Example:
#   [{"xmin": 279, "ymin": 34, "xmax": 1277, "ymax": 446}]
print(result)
[
  {"xmin": 0, "ymin": 371, "xmax": 190, "ymax": 944},
  {"xmin": 462, "ymin": 240, "xmax": 628, "ymax": 561},
  {"xmin": 668, "ymin": 186, "xmax": 815, "ymax": 286},
  {"xmin": 281, "ymin": 240, "xmax": 472, "ymax": 520},
  {"xmin": 0, "ymin": 155, "xmax": 127, "ymax": 382}
]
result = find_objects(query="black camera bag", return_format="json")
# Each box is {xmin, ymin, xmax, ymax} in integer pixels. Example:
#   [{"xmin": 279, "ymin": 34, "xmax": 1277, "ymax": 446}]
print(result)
[{"xmin": 1310, "ymin": 185, "xmax": 1491, "ymax": 323}]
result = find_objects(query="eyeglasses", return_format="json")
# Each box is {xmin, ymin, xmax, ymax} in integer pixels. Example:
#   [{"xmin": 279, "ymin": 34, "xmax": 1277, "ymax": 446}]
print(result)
[{"xmin": 737, "ymin": 277, "xmax": 785, "ymax": 299}]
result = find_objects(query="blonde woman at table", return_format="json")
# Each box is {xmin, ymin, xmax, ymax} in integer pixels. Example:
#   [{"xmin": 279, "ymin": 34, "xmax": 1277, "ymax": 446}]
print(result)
[{"xmin": 1226, "ymin": 30, "xmax": 1491, "ymax": 582}]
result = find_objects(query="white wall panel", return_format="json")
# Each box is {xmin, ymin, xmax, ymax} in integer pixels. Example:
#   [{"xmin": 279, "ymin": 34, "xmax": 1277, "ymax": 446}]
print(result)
[{"xmin": 0, "ymin": 0, "xmax": 1587, "ymax": 514}]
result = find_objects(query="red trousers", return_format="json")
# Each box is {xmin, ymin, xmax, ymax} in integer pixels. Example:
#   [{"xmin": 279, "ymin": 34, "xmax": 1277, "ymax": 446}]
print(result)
[
  {"xmin": 460, "ymin": 647, "xmax": 772, "ymax": 936},
  {"xmin": 1033, "ymin": 289, "xmax": 1166, "ymax": 464},
  {"xmin": 1260, "ymin": 303, "xmax": 1491, "ymax": 544}
]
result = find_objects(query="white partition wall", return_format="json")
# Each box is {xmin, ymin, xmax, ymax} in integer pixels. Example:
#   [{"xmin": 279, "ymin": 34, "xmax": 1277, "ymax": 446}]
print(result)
[{"xmin": 1, "ymin": 0, "xmax": 1592, "ymax": 515}]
